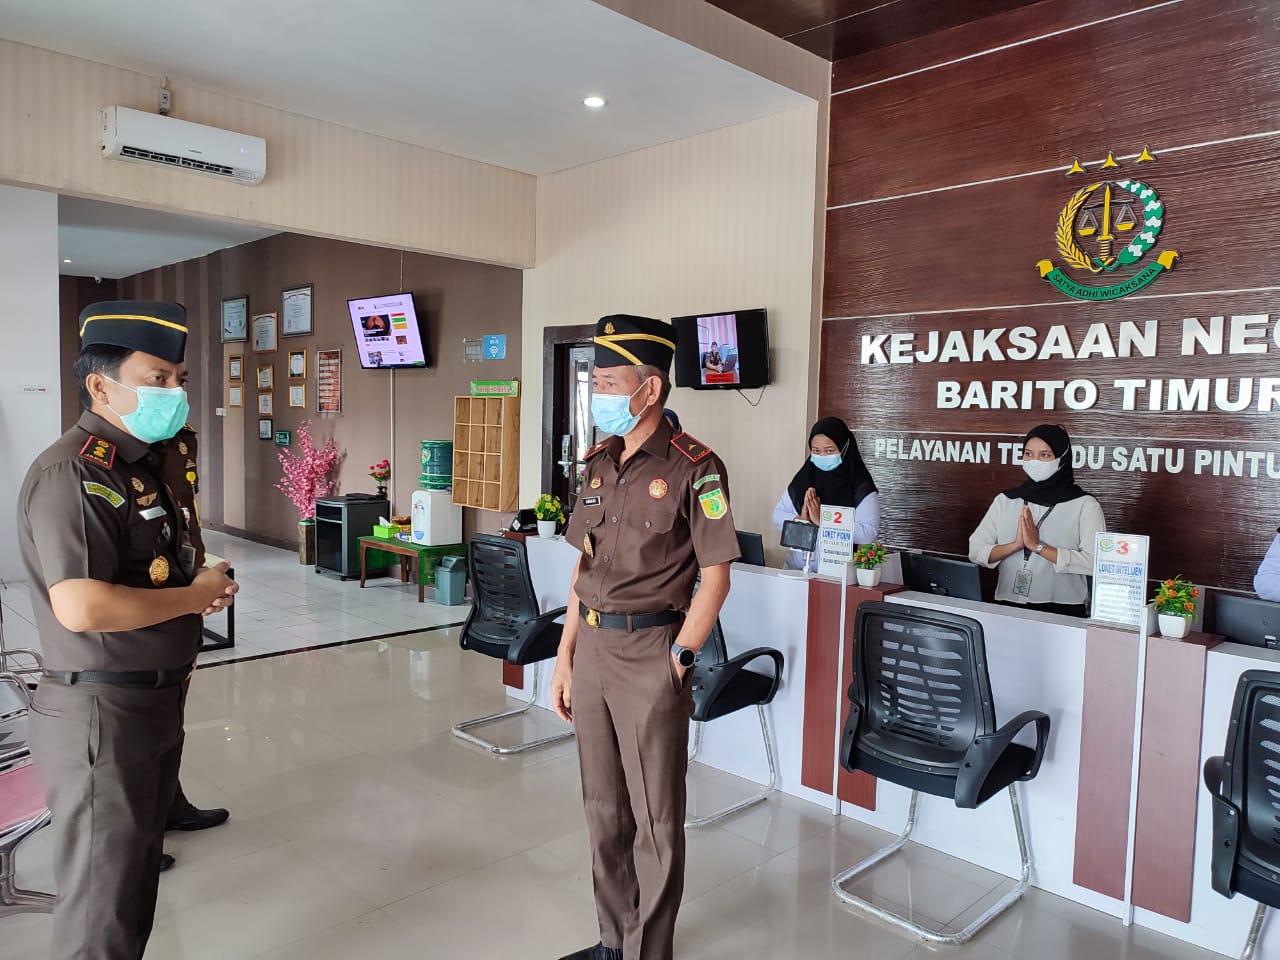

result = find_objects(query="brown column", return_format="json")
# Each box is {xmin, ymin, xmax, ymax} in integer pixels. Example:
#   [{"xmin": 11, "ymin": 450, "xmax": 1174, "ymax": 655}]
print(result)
[{"xmin": 800, "ymin": 578, "xmax": 905, "ymax": 809}]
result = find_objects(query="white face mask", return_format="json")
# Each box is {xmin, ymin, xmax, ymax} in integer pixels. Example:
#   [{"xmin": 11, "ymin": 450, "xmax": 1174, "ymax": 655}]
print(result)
[{"xmin": 1022, "ymin": 458, "xmax": 1060, "ymax": 483}]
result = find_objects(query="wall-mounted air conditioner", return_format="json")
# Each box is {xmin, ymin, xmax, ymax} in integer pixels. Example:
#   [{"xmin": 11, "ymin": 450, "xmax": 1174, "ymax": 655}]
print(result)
[{"xmin": 99, "ymin": 106, "xmax": 266, "ymax": 186}]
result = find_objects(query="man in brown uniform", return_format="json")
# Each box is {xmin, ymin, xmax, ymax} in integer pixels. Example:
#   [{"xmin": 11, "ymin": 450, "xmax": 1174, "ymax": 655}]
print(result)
[
  {"xmin": 552, "ymin": 315, "xmax": 739, "ymax": 960},
  {"xmin": 17, "ymin": 301, "xmax": 237, "ymax": 959},
  {"xmin": 157, "ymin": 424, "xmax": 231, "ymax": 838}
]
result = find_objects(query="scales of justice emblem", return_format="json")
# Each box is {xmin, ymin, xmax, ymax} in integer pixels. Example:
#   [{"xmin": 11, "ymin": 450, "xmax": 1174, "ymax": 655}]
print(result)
[{"xmin": 1036, "ymin": 146, "xmax": 1180, "ymax": 301}]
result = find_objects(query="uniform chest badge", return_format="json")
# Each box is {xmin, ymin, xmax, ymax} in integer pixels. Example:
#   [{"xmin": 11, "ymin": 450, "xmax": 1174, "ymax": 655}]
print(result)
[
  {"xmin": 648, "ymin": 478, "xmax": 668, "ymax": 500},
  {"xmin": 590, "ymin": 477, "xmax": 602, "ymax": 489},
  {"xmin": 136, "ymin": 492, "xmax": 158, "ymax": 508},
  {"xmin": 131, "ymin": 477, "xmax": 145, "ymax": 493},
  {"xmin": 178, "ymin": 441, "xmax": 189, "ymax": 456},
  {"xmin": 149, "ymin": 556, "xmax": 170, "ymax": 586},
  {"xmin": 583, "ymin": 532, "xmax": 595, "ymax": 557}
]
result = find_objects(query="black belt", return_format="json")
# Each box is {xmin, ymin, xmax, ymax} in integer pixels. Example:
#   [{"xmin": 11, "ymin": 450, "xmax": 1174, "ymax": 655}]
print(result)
[
  {"xmin": 43, "ymin": 667, "xmax": 193, "ymax": 689},
  {"xmin": 579, "ymin": 604, "xmax": 682, "ymax": 632}
]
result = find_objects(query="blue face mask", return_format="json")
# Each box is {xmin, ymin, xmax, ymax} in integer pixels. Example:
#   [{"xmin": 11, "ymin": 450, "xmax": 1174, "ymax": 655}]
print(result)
[
  {"xmin": 810, "ymin": 452, "xmax": 842, "ymax": 472},
  {"xmin": 106, "ymin": 377, "xmax": 190, "ymax": 443},
  {"xmin": 590, "ymin": 378, "xmax": 652, "ymax": 437}
]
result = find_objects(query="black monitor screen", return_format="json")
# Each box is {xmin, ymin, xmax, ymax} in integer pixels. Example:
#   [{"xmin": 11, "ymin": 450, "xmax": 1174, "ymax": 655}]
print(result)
[
  {"xmin": 1206, "ymin": 593, "xmax": 1280, "ymax": 649},
  {"xmin": 901, "ymin": 553, "xmax": 983, "ymax": 602},
  {"xmin": 672, "ymin": 309, "xmax": 770, "ymax": 390}
]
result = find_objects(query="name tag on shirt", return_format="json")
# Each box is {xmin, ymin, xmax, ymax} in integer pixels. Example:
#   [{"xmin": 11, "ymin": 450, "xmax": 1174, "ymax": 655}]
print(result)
[
  {"xmin": 582, "ymin": 496, "xmax": 601, "ymax": 506},
  {"xmin": 139, "ymin": 505, "xmax": 167, "ymax": 521}
]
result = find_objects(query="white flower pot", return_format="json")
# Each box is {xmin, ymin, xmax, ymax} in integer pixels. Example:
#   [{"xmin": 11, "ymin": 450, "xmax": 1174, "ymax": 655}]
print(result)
[
  {"xmin": 1157, "ymin": 613, "xmax": 1190, "ymax": 639},
  {"xmin": 536, "ymin": 520, "xmax": 558, "ymax": 538},
  {"xmin": 856, "ymin": 567, "xmax": 882, "ymax": 588}
]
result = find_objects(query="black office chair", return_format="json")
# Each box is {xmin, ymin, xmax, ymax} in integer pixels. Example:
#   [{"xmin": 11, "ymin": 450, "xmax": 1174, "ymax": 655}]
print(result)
[
  {"xmin": 831, "ymin": 602, "xmax": 1050, "ymax": 944},
  {"xmin": 452, "ymin": 534, "xmax": 574, "ymax": 755},
  {"xmin": 685, "ymin": 619, "xmax": 784, "ymax": 828},
  {"xmin": 1204, "ymin": 669, "xmax": 1280, "ymax": 960}
]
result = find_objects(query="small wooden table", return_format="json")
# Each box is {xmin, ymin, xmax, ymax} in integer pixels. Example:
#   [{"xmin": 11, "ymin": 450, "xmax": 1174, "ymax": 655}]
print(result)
[{"xmin": 358, "ymin": 537, "xmax": 466, "ymax": 602}]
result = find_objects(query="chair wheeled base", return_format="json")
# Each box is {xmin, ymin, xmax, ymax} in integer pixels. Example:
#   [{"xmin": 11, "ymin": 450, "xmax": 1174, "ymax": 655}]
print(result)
[
  {"xmin": 685, "ymin": 704, "xmax": 778, "ymax": 829},
  {"xmin": 451, "ymin": 661, "xmax": 575, "ymax": 755},
  {"xmin": 831, "ymin": 786, "xmax": 1032, "ymax": 945}
]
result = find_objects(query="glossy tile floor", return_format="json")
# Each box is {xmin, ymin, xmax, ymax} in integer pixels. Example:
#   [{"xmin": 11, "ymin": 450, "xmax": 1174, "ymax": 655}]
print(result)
[{"xmin": 2, "ymin": 536, "xmax": 1228, "ymax": 959}]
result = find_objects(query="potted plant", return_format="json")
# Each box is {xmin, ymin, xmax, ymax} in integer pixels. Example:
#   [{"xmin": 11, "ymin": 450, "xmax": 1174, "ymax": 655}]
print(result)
[
  {"xmin": 852, "ymin": 541, "xmax": 889, "ymax": 588},
  {"xmin": 534, "ymin": 493, "xmax": 565, "ymax": 538},
  {"xmin": 275, "ymin": 421, "xmax": 341, "ymax": 564},
  {"xmin": 369, "ymin": 459, "xmax": 391, "ymax": 498},
  {"xmin": 1152, "ymin": 575, "xmax": 1199, "ymax": 639}
]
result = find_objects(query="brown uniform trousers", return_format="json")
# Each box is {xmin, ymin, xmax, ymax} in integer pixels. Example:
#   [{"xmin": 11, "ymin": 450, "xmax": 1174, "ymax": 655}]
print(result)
[
  {"xmin": 29, "ymin": 680, "xmax": 185, "ymax": 960},
  {"xmin": 574, "ymin": 621, "xmax": 693, "ymax": 960}
]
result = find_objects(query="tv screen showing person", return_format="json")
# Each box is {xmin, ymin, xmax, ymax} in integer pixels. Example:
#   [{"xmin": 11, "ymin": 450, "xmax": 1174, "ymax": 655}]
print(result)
[
  {"xmin": 361, "ymin": 314, "xmax": 390, "ymax": 339},
  {"xmin": 697, "ymin": 315, "xmax": 739, "ymax": 386},
  {"xmin": 968, "ymin": 423, "xmax": 1105, "ymax": 618}
]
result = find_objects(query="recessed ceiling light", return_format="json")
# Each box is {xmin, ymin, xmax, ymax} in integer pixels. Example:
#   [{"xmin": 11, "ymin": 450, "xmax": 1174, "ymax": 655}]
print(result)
[
  {"xmin": 583, "ymin": 95, "xmax": 607, "ymax": 109},
  {"xmin": 62, "ymin": 258, "xmax": 72, "ymax": 263}
]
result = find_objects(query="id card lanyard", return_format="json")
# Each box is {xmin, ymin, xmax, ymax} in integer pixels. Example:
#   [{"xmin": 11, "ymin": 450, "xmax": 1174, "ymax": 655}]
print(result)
[{"xmin": 1011, "ymin": 502, "xmax": 1057, "ymax": 599}]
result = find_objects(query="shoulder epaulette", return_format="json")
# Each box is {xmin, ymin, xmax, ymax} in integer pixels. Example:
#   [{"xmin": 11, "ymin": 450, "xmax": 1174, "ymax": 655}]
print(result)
[
  {"xmin": 585, "ymin": 439, "xmax": 610, "ymax": 459},
  {"xmin": 79, "ymin": 436, "xmax": 117, "ymax": 470},
  {"xmin": 670, "ymin": 432, "xmax": 713, "ymax": 464},
  {"xmin": 181, "ymin": 423, "xmax": 197, "ymax": 434}
]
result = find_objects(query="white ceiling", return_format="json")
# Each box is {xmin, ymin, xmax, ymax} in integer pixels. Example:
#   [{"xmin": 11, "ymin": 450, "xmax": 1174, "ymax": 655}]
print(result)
[
  {"xmin": 0, "ymin": 0, "xmax": 811, "ymax": 175},
  {"xmin": 58, "ymin": 197, "xmax": 277, "ymax": 280}
]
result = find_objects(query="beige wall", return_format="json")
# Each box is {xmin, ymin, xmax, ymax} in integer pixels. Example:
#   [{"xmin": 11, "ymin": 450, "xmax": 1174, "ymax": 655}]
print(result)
[
  {"xmin": 521, "ymin": 104, "xmax": 824, "ymax": 555},
  {"xmin": 0, "ymin": 39, "xmax": 535, "ymax": 269}
]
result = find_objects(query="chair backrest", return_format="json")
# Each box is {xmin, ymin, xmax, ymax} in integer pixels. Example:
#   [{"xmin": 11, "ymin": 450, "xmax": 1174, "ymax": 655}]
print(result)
[
  {"xmin": 694, "ymin": 619, "xmax": 729, "ymax": 668},
  {"xmin": 466, "ymin": 534, "xmax": 542, "ymax": 628},
  {"xmin": 1220, "ymin": 669, "xmax": 1280, "ymax": 880},
  {"xmin": 735, "ymin": 531, "xmax": 765, "ymax": 567},
  {"xmin": 852, "ymin": 602, "xmax": 995, "ymax": 771}
]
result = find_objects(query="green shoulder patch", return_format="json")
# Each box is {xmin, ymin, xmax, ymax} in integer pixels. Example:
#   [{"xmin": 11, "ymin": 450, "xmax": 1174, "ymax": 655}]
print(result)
[
  {"xmin": 83, "ymin": 481, "xmax": 125, "ymax": 508},
  {"xmin": 692, "ymin": 473, "xmax": 721, "ymax": 491},
  {"xmin": 697, "ymin": 487, "xmax": 728, "ymax": 519}
]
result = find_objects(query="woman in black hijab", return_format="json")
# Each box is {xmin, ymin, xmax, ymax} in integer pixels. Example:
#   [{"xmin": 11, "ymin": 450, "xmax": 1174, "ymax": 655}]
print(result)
[
  {"xmin": 968, "ymin": 424, "xmax": 1106, "ymax": 617},
  {"xmin": 772, "ymin": 416, "xmax": 879, "ymax": 571}
]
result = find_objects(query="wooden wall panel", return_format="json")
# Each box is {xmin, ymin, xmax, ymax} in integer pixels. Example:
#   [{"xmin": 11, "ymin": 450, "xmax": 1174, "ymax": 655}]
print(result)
[
  {"xmin": 821, "ymin": 0, "xmax": 1280, "ymax": 592},
  {"xmin": 828, "ymin": 0, "xmax": 1280, "ymax": 205},
  {"xmin": 831, "ymin": 0, "xmax": 1172, "ymax": 91}
]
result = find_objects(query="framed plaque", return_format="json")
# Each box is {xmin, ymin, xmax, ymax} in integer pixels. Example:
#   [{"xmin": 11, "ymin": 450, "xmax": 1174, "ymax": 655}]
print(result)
[
  {"xmin": 252, "ymin": 312, "xmax": 278, "ymax": 353},
  {"xmin": 221, "ymin": 296, "xmax": 248, "ymax": 343},
  {"xmin": 281, "ymin": 284, "xmax": 313, "ymax": 338}
]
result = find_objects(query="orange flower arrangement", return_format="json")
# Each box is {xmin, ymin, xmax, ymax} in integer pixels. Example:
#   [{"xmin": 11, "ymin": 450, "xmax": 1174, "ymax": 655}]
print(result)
[{"xmin": 1152, "ymin": 575, "xmax": 1199, "ymax": 618}]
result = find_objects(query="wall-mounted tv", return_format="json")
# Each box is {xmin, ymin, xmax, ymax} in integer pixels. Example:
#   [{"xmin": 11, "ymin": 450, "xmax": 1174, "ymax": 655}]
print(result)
[
  {"xmin": 672, "ymin": 308, "xmax": 770, "ymax": 389},
  {"xmin": 347, "ymin": 292, "xmax": 430, "ymax": 369}
]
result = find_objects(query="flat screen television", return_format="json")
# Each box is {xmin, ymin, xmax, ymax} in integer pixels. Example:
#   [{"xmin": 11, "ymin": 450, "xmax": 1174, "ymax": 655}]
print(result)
[
  {"xmin": 671, "ymin": 309, "xmax": 770, "ymax": 389},
  {"xmin": 347, "ymin": 292, "xmax": 430, "ymax": 369}
]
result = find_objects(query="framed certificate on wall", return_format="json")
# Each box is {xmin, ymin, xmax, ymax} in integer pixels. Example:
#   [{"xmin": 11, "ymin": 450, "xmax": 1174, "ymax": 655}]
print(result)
[
  {"xmin": 258, "ymin": 392, "xmax": 273, "ymax": 416},
  {"xmin": 288, "ymin": 349, "xmax": 307, "ymax": 379},
  {"xmin": 289, "ymin": 384, "xmax": 305, "ymax": 408},
  {"xmin": 221, "ymin": 296, "xmax": 248, "ymax": 343},
  {"xmin": 258, "ymin": 418, "xmax": 273, "ymax": 440},
  {"xmin": 228, "ymin": 385, "xmax": 243, "ymax": 407},
  {"xmin": 281, "ymin": 284, "xmax": 313, "ymax": 337},
  {"xmin": 228, "ymin": 355, "xmax": 243, "ymax": 382},
  {"xmin": 252, "ymin": 312, "xmax": 278, "ymax": 353}
]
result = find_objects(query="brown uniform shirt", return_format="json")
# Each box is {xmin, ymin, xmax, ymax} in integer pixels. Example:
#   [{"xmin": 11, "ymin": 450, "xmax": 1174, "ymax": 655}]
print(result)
[
  {"xmin": 565, "ymin": 418, "xmax": 739, "ymax": 614},
  {"xmin": 156, "ymin": 424, "xmax": 205, "ymax": 567},
  {"xmin": 17, "ymin": 411, "xmax": 200, "ymax": 672}
]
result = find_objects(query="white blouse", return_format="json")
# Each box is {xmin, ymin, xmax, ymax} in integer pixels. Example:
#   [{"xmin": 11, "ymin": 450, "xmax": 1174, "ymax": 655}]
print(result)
[
  {"xmin": 771, "ymin": 490, "xmax": 880, "ymax": 572},
  {"xmin": 968, "ymin": 493, "xmax": 1106, "ymax": 606}
]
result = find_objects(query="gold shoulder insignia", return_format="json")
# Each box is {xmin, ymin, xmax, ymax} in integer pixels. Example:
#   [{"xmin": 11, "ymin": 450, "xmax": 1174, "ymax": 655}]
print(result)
[
  {"xmin": 670, "ymin": 432, "xmax": 713, "ymax": 464},
  {"xmin": 79, "ymin": 436, "xmax": 117, "ymax": 470},
  {"xmin": 585, "ymin": 439, "xmax": 610, "ymax": 459}
]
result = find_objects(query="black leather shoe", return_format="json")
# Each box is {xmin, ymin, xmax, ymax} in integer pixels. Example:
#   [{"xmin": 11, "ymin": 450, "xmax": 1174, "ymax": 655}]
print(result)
[
  {"xmin": 166, "ymin": 806, "xmax": 230, "ymax": 832},
  {"xmin": 557, "ymin": 945, "xmax": 622, "ymax": 960},
  {"xmin": 159, "ymin": 854, "xmax": 175, "ymax": 873}
]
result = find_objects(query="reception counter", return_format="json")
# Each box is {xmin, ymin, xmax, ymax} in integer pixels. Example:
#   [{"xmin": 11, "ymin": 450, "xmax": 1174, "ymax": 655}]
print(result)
[{"xmin": 514, "ymin": 535, "xmax": 1271, "ymax": 956}]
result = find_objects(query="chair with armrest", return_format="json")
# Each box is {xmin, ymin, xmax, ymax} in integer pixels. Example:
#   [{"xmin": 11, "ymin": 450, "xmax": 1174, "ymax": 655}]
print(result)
[
  {"xmin": 1203, "ymin": 669, "xmax": 1280, "ymax": 959},
  {"xmin": 831, "ymin": 602, "xmax": 1050, "ymax": 944},
  {"xmin": 0, "ymin": 673, "xmax": 54, "ymax": 919},
  {"xmin": 452, "ymin": 534, "xmax": 574, "ymax": 755},
  {"xmin": 685, "ymin": 619, "xmax": 784, "ymax": 828}
]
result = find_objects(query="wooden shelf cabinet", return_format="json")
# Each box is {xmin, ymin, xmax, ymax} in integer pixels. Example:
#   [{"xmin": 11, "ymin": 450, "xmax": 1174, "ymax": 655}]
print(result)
[{"xmin": 452, "ymin": 396, "xmax": 519, "ymax": 512}]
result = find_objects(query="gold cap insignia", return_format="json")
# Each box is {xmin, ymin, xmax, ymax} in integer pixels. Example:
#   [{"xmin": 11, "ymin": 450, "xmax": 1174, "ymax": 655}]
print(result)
[{"xmin": 149, "ymin": 556, "xmax": 170, "ymax": 586}]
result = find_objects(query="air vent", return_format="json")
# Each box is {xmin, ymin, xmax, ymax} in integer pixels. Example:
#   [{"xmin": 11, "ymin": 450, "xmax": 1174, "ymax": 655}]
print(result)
[{"xmin": 119, "ymin": 146, "xmax": 235, "ymax": 179}]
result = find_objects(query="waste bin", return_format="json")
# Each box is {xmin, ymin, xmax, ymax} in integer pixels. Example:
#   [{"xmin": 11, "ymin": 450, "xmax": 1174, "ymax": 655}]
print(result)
[{"xmin": 435, "ymin": 555, "xmax": 467, "ymax": 605}]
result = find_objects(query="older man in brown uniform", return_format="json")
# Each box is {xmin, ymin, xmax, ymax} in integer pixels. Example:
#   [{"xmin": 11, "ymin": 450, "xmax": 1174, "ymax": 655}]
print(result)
[
  {"xmin": 552, "ymin": 315, "xmax": 739, "ymax": 960},
  {"xmin": 17, "ymin": 301, "xmax": 237, "ymax": 959}
]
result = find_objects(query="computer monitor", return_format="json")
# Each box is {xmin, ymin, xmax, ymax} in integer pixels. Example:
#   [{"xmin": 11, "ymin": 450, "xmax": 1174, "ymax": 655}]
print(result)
[
  {"xmin": 1206, "ymin": 593, "xmax": 1280, "ymax": 649},
  {"xmin": 736, "ymin": 530, "xmax": 765, "ymax": 567},
  {"xmin": 901, "ymin": 553, "xmax": 984, "ymax": 602}
]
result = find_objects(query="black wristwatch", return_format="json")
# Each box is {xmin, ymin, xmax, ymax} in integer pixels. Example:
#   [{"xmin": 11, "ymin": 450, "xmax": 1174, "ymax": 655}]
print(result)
[{"xmin": 671, "ymin": 644, "xmax": 697, "ymax": 668}]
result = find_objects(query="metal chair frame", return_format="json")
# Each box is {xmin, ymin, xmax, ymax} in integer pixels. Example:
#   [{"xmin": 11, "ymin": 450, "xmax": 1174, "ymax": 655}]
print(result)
[
  {"xmin": 685, "ymin": 703, "xmax": 778, "ymax": 828},
  {"xmin": 0, "ymin": 673, "xmax": 54, "ymax": 918},
  {"xmin": 452, "ymin": 660, "xmax": 573, "ymax": 755},
  {"xmin": 829, "ymin": 602, "xmax": 1049, "ymax": 944}
]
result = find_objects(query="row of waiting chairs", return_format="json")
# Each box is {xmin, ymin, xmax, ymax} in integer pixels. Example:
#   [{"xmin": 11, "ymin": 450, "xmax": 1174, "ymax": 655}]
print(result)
[
  {"xmin": 0, "ymin": 669, "xmax": 55, "ymax": 919},
  {"xmin": 448, "ymin": 533, "xmax": 1280, "ymax": 956}
]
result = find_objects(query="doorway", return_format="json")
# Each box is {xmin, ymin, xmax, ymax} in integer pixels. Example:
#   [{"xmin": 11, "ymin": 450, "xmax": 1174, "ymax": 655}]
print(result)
[{"xmin": 542, "ymin": 325, "xmax": 597, "ymax": 510}]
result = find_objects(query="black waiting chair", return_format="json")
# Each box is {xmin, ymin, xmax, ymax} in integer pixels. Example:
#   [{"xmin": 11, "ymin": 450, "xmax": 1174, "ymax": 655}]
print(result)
[
  {"xmin": 685, "ymin": 619, "xmax": 784, "ymax": 828},
  {"xmin": 452, "ymin": 534, "xmax": 574, "ymax": 755},
  {"xmin": 0, "ymin": 673, "xmax": 54, "ymax": 919},
  {"xmin": 1204, "ymin": 669, "xmax": 1280, "ymax": 960},
  {"xmin": 831, "ymin": 602, "xmax": 1050, "ymax": 944}
]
